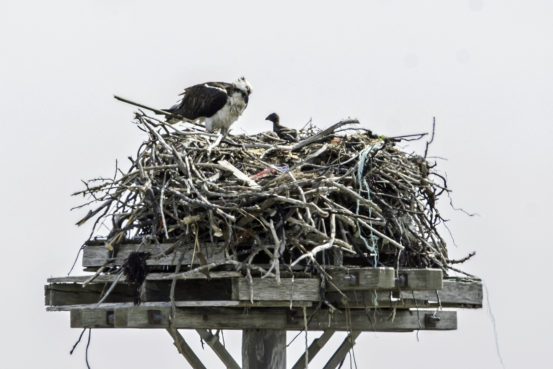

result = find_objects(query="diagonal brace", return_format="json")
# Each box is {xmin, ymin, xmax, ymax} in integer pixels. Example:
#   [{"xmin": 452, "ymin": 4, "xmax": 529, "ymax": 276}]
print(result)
[
  {"xmin": 322, "ymin": 331, "xmax": 361, "ymax": 369},
  {"xmin": 291, "ymin": 330, "xmax": 336, "ymax": 369},
  {"xmin": 166, "ymin": 328, "xmax": 207, "ymax": 369},
  {"xmin": 195, "ymin": 329, "xmax": 241, "ymax": 369}
]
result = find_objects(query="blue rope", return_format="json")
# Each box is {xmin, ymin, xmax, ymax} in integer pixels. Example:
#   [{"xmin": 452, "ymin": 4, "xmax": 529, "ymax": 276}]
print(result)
[{"xmin": 355, "ymin": 144, "xmax": 382, "ymax": 266}]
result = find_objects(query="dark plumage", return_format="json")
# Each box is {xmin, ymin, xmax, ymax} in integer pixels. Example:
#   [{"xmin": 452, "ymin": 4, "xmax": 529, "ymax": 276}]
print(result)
[
  {"xmin": 165, "ymin": 77, "xmax": 252, "ymax": 134},
  {"xmin": 265, "ymin": 113, "xmax": 298, "ymax": 142}
]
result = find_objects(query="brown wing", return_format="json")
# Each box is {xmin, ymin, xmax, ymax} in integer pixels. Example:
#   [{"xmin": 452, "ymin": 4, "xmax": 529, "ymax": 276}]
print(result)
[{"xmin": 166, "ymin": 82, "xmax": 230, "ymax": 119}]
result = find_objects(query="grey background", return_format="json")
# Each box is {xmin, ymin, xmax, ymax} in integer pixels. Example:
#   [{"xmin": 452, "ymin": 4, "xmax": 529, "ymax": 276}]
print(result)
[{"xmin": 1, "ymin": 0, "xmax": 551, "ymax": 368}]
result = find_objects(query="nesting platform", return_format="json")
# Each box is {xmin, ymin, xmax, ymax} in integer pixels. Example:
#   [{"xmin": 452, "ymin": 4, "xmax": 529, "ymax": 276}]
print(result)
[
  {"xmin": 46, "ymin": 241, "xmax": 482, "ymax": 369},
  {"xmin": 46, "ymin": 243, "xmax": 482, "ymax": 332},
  {"xmin": 47, "ymin": 114, "xmax": 482, "ymax": 368}
]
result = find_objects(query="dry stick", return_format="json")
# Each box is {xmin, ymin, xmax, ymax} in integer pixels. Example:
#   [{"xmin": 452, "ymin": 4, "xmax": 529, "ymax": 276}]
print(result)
[
  {"xmin": 288, "ymin": 172, "xmax": 316, "ymax": 227},
  {"xmin": 94, "ymin": 272, "xmax": 124, "ymax": 306},
  {"xmin": 271, "ymin": 194, "xmax": 329, "ymax": 217},
  {"xmin": 83, "ymin": 264, "xmax": 109, "ymax": 287},
  {"xmin": 322, "ymin": 179, "xmax": 383, "ymax": 215},
  {"xmin": 114, "ymin": 95, "xmax": 204, "ymax": 129},
  {"xmin": 294, "ymin": 243, "xmax": 348, "ymax": 299},
  {"xmin": 291, "ymin": 119, "xmax": 359, "ymax": 151},
  {"xmin": 424, "ymin": 116, "xmax": 436, "ymax": 158},
  {"xmin": 160, "ymin": 180, "xmax": 170, "ymax": 240},
  {"xmin": 266, "ymin": 218, "xmax": 281, "ymax": 284},
  {"xmin": 167, "ymin": 188, "xmax": 236, "ymax": 222},
  {"xmin": 357, "ymin": 216, "xmax": 405, "ymax": 251},
  {"xmin": 287, "ymin": 217, "xmax": 353, "ymax": 251},
  {"xmin": 114, "ymin": 95, "xmax": 176, "ymax": 118},
  {"xmin": 291, "ymin": 213, "xmax": 336, "ymax": 267},
  {"xmin": 207, "ymin": 133, "xmax": 224, "ymax": 154},
  {"xmin": 217, "ymin": 159, "xmax": 261, "ymax": 188},
  {"xmin": 142, "ymin": 119, "xmax": 173, "ymax": 152}
]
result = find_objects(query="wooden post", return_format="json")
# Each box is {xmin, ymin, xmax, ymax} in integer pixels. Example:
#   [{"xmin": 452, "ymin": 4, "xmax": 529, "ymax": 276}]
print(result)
[{"xmin": 242, "ymin": 329, "xmax": 286, "ymax": 369}]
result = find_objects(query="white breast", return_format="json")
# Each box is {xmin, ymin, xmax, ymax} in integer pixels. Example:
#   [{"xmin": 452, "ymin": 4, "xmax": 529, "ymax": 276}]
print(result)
[{"xmin": 205, "ymin": 92, "xmax": 247, "ymax": 133}]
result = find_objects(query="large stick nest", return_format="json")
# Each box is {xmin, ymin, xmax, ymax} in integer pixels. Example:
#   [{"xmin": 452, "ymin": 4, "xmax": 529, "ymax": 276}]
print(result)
[{"xmin": 75, "ymin": 113, "xmax": 460, "ymax": 274}]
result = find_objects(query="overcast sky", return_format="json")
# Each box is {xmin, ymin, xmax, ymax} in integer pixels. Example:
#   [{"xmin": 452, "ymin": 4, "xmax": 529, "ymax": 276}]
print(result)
[{"xmin": 1, "ymin": 0, "xmax": 552, "ymax": 368}]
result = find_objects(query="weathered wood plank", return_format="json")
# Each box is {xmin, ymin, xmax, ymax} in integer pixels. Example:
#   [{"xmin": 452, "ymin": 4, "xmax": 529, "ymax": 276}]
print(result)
[
  {"xmin": 82, "ymin": 242, "xmax": 226, "ymax": 268},
  {"xmin": 45, "ymin": 283, "xmax": 136, "ymax": 306},
  {"xmin": 291, "ymin": 330, "xmax": 335, "ymax": 369},
  {"xmin": 397, "ymin": 268, "xmax": 443, "ymax": 290},
  {"xmin": 47, "ymin": 271, "xmax": 242, "ymax": 284},
  {"xmin": 327, "ymin": 278, "xmax": 482, "ymax": 308},
  {"xmin": 70, "ymin": 307, "xmax": 457, "ymax": 331},
  {"xmin": 242, "ymin": 329, "xmax": 286, "ymax": 369},
  {"xmin": 236, "ymin": 278, "xmax": 320, "ymax": 302},
  {"xmin": 326, "ymin": 267, "xmax": 395, "ymax": 291},
  {"xmin": 400, "ymin": 278, "xmax": 482, "ymax": 307},
  {"xmin": 71, "ymin": 309, "xmax": 114, "ymax": 328},
  {"xmin": 46, "ymin": 276, "xmax": 481, "ymax": 309},
  {"xmin": 49, "ymin": 300, "xmax": 312, "ymax": 312},
  {"xmin": 46, "ymin": 278, "xmax": 317, "ymax": 307},
  {"xmin": 46, "ymin": 279, "xmax": 234, "ymax": 306}
]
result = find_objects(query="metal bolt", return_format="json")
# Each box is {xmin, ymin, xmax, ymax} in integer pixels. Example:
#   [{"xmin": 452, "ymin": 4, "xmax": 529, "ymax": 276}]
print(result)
[
  {"xmin": 147, "ymin": 309, "xmax": 164, "ymax": 325},
  {"xmin": 343, "ymin": 271, "xmax": 360, "ymax": 286},
  {"xmin": 344, "ymin": 274, "xmax": 357, "ymax": 283},
  {"xmin": 424, "ymin": 313, "xmax": 440, "ymax": 327}
]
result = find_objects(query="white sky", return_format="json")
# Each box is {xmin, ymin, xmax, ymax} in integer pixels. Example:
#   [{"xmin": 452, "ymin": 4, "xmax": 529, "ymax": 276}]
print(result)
[{"xmin": 1, "ymin": 0, "xmax": 552, "ymax": 368}]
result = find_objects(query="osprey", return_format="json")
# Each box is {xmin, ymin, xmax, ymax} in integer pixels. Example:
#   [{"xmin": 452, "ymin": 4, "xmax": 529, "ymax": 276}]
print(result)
[
  {"xmin": 265, "ymin": 112, "xmax": 298, "ymax": 142},
  {"xmin": 165, "ymin": 77, "xmax": 252, "ymax": 135}
]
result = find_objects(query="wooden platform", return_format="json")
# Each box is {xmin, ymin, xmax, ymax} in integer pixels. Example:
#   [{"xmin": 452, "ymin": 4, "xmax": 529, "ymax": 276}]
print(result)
[
  {"xmin": 45, "ymin": 267, "xmax": 482, "ymax": 332},
  {"xmin": 46, "ymin": 242, "xmax": 483, "ymax": 368}
]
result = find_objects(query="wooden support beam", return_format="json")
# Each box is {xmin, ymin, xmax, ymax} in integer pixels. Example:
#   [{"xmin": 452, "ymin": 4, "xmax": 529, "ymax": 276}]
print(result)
[
  {"xmin": 49, "ymin": 300, "xmax": 312, "ymax": 312},
  {"xmin": 195, "ymin": 329, "xmax": 240, "ymax": 369},
  {"xmin": 47, "ymin": 271, "xmax": 242, "ymax": 284},
  {"xmin": 242, "ymin": 329, "xmax": 285, "ymax": 369},
  {"xmin": 234, "ymin": 278, "xmax": 320, "ymax": 302},
  {"xmin": 291, "ymin": 330, "xmax": 335, "ymax": 369},
  {"xmin": 166, "ymin": 328, "xmax": 207, "ymax": 369},
  {"xmin": 328, "ymin": 278, "xmax": 482, "ymax": 308},
  {"xmin": 45, "ymin": 283, "xmax": 136, "ymax": 306},
  {"xmin": 46, "ymin": 275, "xmax": 481, "ymax": 310},
  {"xmin": 70, "ymin": 307, "xmax": 457, "ymax": 331},
  {"xmin": 322, "ymin": 331, "xmax": 361, "ymax": 369},
  {"xmin": 400, "ymin": 278, "xmax": 482, "ymax": 307}
]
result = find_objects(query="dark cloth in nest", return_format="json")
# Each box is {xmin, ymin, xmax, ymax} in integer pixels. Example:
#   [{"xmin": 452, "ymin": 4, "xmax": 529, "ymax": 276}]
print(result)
[{"xmin": 122, "ymin": 252, "xmax": 150, "ymax": 304}]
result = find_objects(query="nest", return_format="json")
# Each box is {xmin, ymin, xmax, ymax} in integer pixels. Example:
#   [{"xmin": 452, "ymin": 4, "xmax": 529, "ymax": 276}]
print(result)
[{"xmin": 75, "ymin": 113, "xmax": 460, "ymax": 277}]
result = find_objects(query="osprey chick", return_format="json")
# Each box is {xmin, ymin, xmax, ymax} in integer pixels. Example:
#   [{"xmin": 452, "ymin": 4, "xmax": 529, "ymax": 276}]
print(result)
[
  {"xmin": 166, "ymin": 77, "xmax": 252, "ymax": 135},
  {"xmin": 265, "ymin": 113, "xmax": 298, "ymax": 142}
]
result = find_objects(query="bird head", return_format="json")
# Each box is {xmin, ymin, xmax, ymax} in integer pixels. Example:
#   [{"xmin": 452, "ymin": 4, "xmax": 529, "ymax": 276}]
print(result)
[
  {"xmin": 265, "ymin": 112, "xmax": 280, "ymax": 130},
  {"xmin": 234, "ymin": 77, "xmax": 253, "ymax": 96}
]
